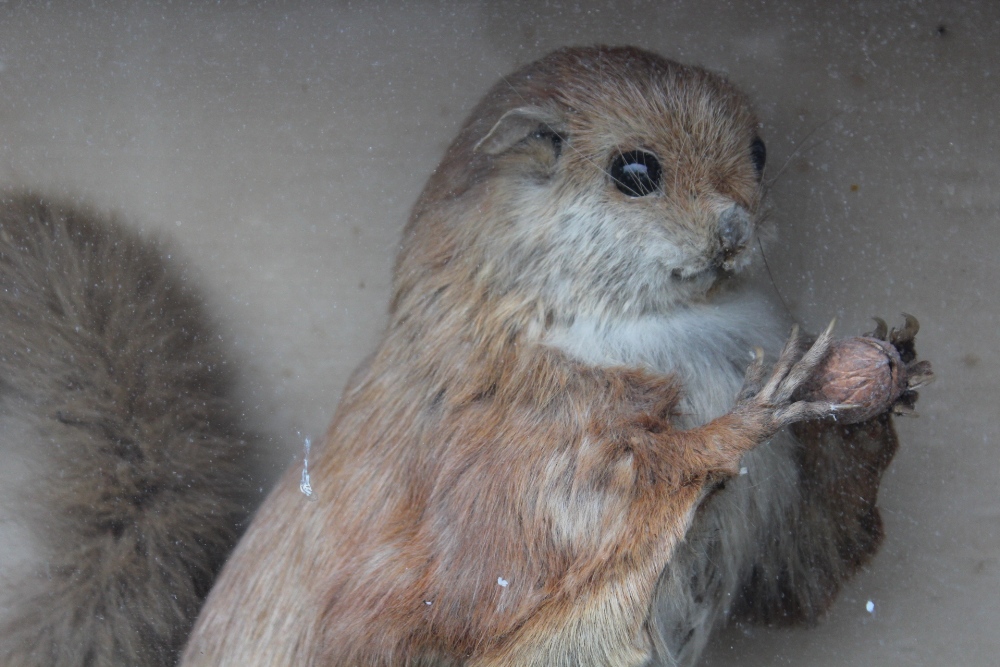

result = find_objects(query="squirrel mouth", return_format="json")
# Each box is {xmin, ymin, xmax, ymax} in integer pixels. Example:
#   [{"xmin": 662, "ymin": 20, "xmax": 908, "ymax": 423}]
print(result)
[
  {"xmin": 669, "ymin": 245, "xmax": 746, "ymax": 283},
  {"xmin": 668, "ymin": 253, "xmax": 744, "ymax": 293},
  {"xmin": 670, "ymin": 265, "xmax": 723, "ymax": 284}
]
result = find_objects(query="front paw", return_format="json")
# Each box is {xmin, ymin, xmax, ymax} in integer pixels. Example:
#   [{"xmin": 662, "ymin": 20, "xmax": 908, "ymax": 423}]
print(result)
[{"xmin": 734, "ymin": 321, "xmax": 847, "ymax": 435}]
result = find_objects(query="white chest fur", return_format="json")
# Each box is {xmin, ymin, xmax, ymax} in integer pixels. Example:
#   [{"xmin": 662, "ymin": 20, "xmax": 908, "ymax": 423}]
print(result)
[{"xmin": 544, "ymin": 287, "xmax": 791, "ymax": 428}]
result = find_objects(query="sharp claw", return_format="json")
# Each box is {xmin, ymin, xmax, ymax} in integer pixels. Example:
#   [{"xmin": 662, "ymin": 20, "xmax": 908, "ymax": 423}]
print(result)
[
  {"xmin": 822, "ymin": 317, "xmax": 837, "ymax": 340},
  {"xmin": 906, "ymin": 360, "xmax": 934, "ymax": 389},
  {"xmin": 770, "ymin": 318, "xmax": 837, "ymax": 405},
  {"xmin": 869, "ymin": 317, "xmax": 888, "ymax": 340},
  {"xmin": 759, "ymin": 326, "xmax": 803, "ymax": 401},
  {"xmin": 773, "ymin": 399, "xmax": 834, "ymax": 427},
  {"xmin": 797, "ymin": 318, "xmax": 836, "ymax": 369},
  {"xmin": 892, "ymin": 403, "xmax": 918, "ymax": 417},
  {"xmin": 890, "ymin": 317, "xmax": 914, "ymax": 343},
  {"xmin": 787, "ymin": 323, "xmax": 801, "ymax": 349},
  {"xmin": 890, "ymin": 312, "xmax": 920, "ymax": 345},
  {"xmin": 778, "ymin": 325, "xmax": 801, "ymax": 368}
]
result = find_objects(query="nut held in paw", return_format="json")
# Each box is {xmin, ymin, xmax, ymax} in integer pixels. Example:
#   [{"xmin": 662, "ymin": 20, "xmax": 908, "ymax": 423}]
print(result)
[{"xmin": 797, "ymin": 336, "xmax": 908, "ymax": 423}]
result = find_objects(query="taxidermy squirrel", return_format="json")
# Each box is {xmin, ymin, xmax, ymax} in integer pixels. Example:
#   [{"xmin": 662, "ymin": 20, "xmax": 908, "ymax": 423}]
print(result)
[
  {"xmin": 181, "ymin": 46, "xmax": 930, "ymax": 666},
  {"xmin": 0, "ymin": 46, "xmax": 931, "ymax": 666}
]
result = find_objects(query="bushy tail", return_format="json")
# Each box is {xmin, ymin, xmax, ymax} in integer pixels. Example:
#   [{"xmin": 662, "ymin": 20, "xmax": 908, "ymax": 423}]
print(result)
[{"xmin": 0, "ymin": 193, "xmax": 258, "ymax": 666}]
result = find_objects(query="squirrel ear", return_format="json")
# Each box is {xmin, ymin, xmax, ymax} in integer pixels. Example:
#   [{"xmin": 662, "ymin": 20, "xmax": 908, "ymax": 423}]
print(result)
[{"xmin": 474, "ymin": 106, "xmax": 565, "ymax": 155}]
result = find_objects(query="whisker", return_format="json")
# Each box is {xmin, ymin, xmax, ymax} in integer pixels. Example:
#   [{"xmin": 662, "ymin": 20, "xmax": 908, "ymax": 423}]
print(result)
[{"xmin": 766, "ymin": 112, "xmax": 843, "ymax": 187}]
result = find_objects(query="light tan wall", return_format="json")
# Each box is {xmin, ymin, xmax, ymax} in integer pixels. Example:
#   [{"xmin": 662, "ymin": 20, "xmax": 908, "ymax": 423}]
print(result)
[{"xmin": 0, "ymin": 1, "xmax": 994, "ymax": 664}]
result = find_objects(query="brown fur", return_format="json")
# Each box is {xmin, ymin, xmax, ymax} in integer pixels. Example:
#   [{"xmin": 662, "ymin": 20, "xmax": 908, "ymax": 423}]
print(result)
[
  {"xmin": 182, "ymin": 47, "xmax": 908, "ymax": 666},
  {"xmin": 0, "ymin": 193, "xmax": 258, "ymax": 666}
]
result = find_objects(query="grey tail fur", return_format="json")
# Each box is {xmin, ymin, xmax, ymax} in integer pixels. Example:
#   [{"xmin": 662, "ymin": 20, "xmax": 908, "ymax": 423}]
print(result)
[{"xmin": 0, "ymin": 192, "xmax": 258, "ymax": 666}]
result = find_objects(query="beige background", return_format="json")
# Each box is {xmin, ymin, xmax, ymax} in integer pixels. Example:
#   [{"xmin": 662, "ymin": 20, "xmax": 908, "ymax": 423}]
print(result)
[{"xmin": 0, "ymin": 1, "xmax": 996, "ymax": 664}]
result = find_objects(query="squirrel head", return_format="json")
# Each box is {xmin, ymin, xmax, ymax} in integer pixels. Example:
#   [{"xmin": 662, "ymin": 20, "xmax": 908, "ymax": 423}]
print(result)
[{"xmin": 393, "ymin": 46, "xmax": 766, "ymax": 326}]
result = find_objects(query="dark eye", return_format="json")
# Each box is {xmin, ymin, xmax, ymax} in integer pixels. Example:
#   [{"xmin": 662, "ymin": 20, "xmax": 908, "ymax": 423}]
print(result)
[
  {"xmin": 750, "ymin": 137, "xmax": 766, "ymax": 175},
  {"xmin": 609, "ymin": 150, "xmax": 662, "ymax": 197}
]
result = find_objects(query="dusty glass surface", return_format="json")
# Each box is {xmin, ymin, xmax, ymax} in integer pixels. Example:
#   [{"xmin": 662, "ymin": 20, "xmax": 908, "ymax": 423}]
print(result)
[{"xmin": 0, "ymin": 1, "xmax": 994, "ymax": 664}]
